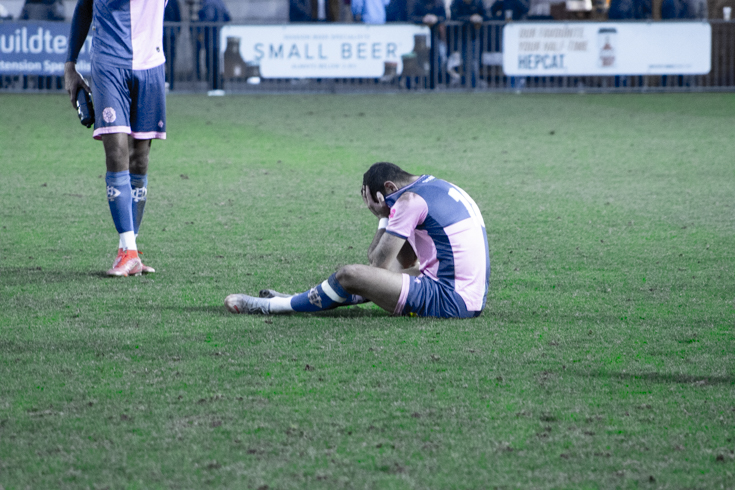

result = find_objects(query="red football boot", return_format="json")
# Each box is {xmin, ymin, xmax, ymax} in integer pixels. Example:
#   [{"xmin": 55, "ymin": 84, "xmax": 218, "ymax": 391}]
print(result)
[
  {"xmin": 107, "ymin": 249, "xmax": 143, "ymax": 277},
  {"xmin": 112, "ymin": 248, "xmax": 155, "ymax": 274}
]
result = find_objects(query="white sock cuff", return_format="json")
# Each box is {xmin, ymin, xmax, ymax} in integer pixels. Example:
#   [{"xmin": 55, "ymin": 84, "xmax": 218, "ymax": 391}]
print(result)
[
  {"xmin": 321, "ymin": 280, "xmax": 346, "ymax": 303},
  {"xmin": 119, "ymin": 231, "xmax": 137, "ymax": 251},
  {"xmin": 270, "ymin": 296, "xmax": 294, "ymax": 313}
]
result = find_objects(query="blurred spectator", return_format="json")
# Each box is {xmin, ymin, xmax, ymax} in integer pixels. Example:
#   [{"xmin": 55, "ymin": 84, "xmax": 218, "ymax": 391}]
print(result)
[
  {"xmin": 289, "ymin": 0, "xmax": 343, "ymax": 22},
  {"xmin": 526, "ymin": 0, "xmax": 554, "ymax": 17},
  {"xmin": 410, "ymin": 0, "xmax": 447, "ymax": 25},
  {"xmin": 163, "ymin": 0, "xmax": 181, "ymax": 90},
  {"xmin": 196, "ymin": 0, "xmax": 231, "ymax": 90},
  {"xmin": 386, "ymin": 0, "xmax": 408, "ymax": 21},
  {"xmin": 352, "ymin": 0, "xmax": 391, "ymax": 23},
  {"xmin": 490, "ymin": 0, "xmax": 530, "ymax": 19},
  {"xmin": 451, "ymin": 0, "xmax": 488, "ymax": 21},
  {"xmin": 660, "ymin": 0, "xmax": 681, "ymax": 17},
  {"xmin": 680, "ymin": 0, "xmax": 707, "ymax": 17},
  {"xmin": 450, "ymin": 0, "xmax": 488, "ymax": 87},
  {"xmin": 608, "ymin": 0, "xmax": 651, "ymax": 18},
  {"xmin": 410, "ymin": 0, "xmax": 447, "ymax": 86},
  {"xmin": 20, "ymin": 0, "xmax": 65, "ymax": 20},
  {"xmin": 660, "ymin": 0, "xmax": 706, "ymax": 17},
  {"xmin": 313, "ymin": 0, "xmax": 342, "ymax": 20},
  {"xmin": 290, "ymin": 0, "xmax": 312, "ymax": 21}
]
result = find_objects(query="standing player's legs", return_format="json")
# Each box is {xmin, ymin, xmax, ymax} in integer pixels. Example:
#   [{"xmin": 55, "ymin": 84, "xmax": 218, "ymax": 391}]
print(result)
[
  {"xmin": 102, "ymin": 133, "xmax": 143, "ymax": 276},
  {"xmin": 92, "ymin": 63, "xmax": 142, "ymax": 276},
  {"xmin": 105, "ymin": 136, "xmax": 154, "ymax": 275},
  {"xmin": 128, "ymin": 137, "xmax": 155, "ymax": 273},
  {"xmin": 92, "ymin": 63, "xmax": 166, "ymax": 276},
  {"xmin": 225, "ymin": 265, "xmax": 405, "ymax": 315},
  {"xmin": 124, "ymin": 64, "xmax": 166, "ymax": 274}
]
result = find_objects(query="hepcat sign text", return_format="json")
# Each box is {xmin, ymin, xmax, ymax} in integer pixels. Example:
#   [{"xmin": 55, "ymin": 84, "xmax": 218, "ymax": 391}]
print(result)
[
  {"xmin": 220, "ymin": 24, "xmax": 430, "ymax": 79},
  {"xmin": 503, "ymin": 22, "xmax": 711, "ymax": 76}
]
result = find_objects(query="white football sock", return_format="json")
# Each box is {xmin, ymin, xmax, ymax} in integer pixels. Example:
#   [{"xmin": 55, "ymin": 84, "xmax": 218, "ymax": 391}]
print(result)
[
  {"xmin": 269, "ymin": 296, "xmax": 294, "ymax": 313},
  {"xmin": 119, "ymin": 231, "xmax": 137, "ymax": 251}
]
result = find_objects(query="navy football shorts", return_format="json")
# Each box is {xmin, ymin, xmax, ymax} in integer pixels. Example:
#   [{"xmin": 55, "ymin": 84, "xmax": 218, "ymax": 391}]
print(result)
[
  {"xmin": 394, "ymin": 274, "xmax": 482, "ymax": 319},
  {"xmin": 91, "ymin": 62, "xmax": 166, "ymax": 140}
]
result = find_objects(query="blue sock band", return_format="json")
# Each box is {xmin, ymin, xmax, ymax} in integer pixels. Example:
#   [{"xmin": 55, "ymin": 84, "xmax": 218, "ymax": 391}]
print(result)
[
  {"xmin": 130, "ymin": 173, "xmax": 148, "ymax": 235},
  {"xmin": 327, "ymin": 273, "xmax": 350, "ymax": 298},
  {"xmin": 289, "ymin": 273, "xmax": 351, "ymax": 313},
  {"xmin": 326, "ymin": 274, "xmax": 366, "ymax": 305},
  {"xmin": 106, "ymin": 170, "xmax": 134, "ymax": 234}
]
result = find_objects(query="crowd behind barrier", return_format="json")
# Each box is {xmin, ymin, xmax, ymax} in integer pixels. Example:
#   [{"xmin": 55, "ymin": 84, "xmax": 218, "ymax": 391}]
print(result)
[
  {"xmin": 0, "ymin": 0, "xmax": 734, "ymax": 93},
  {"xmin": 213, "ymin": 20, "xmax": 734, "ymax": 93}
]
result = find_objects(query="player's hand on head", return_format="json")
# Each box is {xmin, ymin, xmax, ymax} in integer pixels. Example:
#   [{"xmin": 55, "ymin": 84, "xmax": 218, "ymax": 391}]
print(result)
[
  {"xmin": 362, "ymin": 185, "xmax": 390, "ymax": 219},
  {"xmin": 64, "ymin": 62, "xmax": 90, "ymax": 108}
]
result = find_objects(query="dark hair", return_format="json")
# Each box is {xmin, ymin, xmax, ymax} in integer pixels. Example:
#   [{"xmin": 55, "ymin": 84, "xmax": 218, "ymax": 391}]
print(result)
[{"xmin": 363, "ymin": 162, "xmax": 414, "ymax": 201}]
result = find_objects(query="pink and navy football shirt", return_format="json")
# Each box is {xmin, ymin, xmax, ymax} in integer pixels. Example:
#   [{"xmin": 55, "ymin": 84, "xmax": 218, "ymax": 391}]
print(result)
[
  {"xmin": 384, "ymin": 175, "xmax": 490, "ymax": 312},
  {"xmin": 92, "ymin": 0, "xmax": 166, "ymax": 70}
]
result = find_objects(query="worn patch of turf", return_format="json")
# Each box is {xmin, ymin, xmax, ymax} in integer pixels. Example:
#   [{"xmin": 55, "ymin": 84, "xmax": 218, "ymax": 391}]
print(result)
[{"xmin": 0, "ymin": 93, "xmax": 734, "ymax": 488}]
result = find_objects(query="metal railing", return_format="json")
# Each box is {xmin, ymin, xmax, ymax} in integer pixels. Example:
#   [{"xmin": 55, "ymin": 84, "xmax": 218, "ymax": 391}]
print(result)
[{"xmin": 2, "ymin": 20, "xmax": 734, "ymax": 93}]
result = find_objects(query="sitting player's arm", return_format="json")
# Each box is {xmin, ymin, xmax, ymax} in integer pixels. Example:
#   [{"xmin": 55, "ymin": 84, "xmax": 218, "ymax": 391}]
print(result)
[
  {"xmin": 368, "ymin": 232, "xmax": 407, "ymax": 270},
  {"xmin": 64, "ymin": 0, "xmax": 93, "ymax": 107},
  {"xmin": 362, "ymin": 184, "xmax": 419, "ymax": 273},
  {"xmin": 394, "ymin": 241, "xmax": 420, "ymax": 276}
]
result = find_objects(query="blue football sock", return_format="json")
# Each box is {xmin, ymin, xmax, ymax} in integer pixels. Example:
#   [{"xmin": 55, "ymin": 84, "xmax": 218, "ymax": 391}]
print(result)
[
  {"xmin": 130, "ymin": 173, "xmax": 148, "ymax": 235},
  {"xmin": 290, "ymin": 273, "xmax": 359, "ymax": 313},
  {"xmin": 106, "ymin": 170, "xmax": 134, "ymax": 235}
]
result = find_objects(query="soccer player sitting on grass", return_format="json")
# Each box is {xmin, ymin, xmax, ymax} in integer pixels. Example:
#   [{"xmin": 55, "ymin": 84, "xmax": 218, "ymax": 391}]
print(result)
[
  {"xmin": 64, "ymin": 0, "xmax": 167, "ymax": 276},
  {"xmin": 225, "ymin": 162, "xmax": 490, "ymax": 318}
]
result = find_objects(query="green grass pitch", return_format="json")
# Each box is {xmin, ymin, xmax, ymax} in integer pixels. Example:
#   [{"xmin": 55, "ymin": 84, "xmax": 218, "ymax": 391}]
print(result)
[{"xmin": 0, "ymin": 92, "xmax": 734, "ymax": 488}]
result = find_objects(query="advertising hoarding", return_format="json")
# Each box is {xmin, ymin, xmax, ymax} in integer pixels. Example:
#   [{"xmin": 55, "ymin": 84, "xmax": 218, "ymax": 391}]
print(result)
[
  {"xmin": 503, "ymin": 22, "xmax": 711, "ymax": 76},
  {"xmin": 220, "ymin": 24, "xmax": 431, "ymax": 79},
  {"xmin": 0, "ymin": 21, "xmax": 92, "ymax": 75}
]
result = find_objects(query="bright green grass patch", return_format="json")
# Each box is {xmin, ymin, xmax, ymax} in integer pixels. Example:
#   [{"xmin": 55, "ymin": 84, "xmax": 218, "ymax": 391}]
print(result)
[{"xmin": 0, "ymin": 93, "xmax": 734, "ymax": 488}]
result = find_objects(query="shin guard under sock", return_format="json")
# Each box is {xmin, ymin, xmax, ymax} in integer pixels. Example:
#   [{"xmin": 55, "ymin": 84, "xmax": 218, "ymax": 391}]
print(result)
[
  {"xmin": 130, "ymin": 173, "xmax": 148, "ymax": 235},
  {"xmin": 289, "ymin": 273, "xmax": 357, "ymax": 313},
  {"xmin": 106, "ymin": 171, "xmax": 134, "ymax": 235}
]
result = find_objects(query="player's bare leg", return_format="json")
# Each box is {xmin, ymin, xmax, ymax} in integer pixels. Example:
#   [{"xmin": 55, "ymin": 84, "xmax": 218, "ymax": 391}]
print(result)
[
  {"xmin": 128, "ymin": 137, "xmax": 154, "ymax": 273},
  {"xmin": 334, "ymin": 264, "xmax": 404, "ymax": 313},
  {"xmin": 225, "ymin": 264, "xmax": 404, "ymax": 315},
  {"xmin": 102, "ymin": 134, "xmax": 142, "ymax": 276}
]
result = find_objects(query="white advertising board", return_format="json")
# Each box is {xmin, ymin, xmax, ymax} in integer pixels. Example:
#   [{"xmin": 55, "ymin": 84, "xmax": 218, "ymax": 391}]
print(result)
[
  {"xmin": 220, "ymin": 24, "xmax": 431, "ymax": 78},
  {"xmin": 503, "ymin": 22, "xmax": 711, "ymax": 76}
]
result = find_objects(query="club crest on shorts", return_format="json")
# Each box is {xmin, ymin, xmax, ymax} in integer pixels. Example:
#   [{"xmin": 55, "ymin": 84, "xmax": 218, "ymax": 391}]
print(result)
[
  {"xmin": 158, "ymin": 120, "xmax": 164, "ymax": 128},
  {"xmin": 102, "ymin": 107, "xmax": 117, "ymax": 123},
  {"xmin": 307, "ymin": 287, "xmax": 322, "ymax": 308}
]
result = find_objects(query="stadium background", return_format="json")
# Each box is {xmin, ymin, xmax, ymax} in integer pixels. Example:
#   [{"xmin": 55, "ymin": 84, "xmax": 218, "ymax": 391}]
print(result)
[
  {"xmin": 1, "ymin": 0, "xmax": 734, "ymax": 92},
  {"xmin": 0, "ymin": 1, "xmax": 734, "ymax": 488}
]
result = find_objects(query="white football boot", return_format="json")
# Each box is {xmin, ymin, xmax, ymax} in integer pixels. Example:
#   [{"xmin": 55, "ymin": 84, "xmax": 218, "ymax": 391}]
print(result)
[{"xmin": 224, "ymin": 294, "xmax": 271, "ymax": 314}]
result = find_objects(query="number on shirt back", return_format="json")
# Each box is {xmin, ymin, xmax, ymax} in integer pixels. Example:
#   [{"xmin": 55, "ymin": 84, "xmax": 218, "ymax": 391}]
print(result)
[{"xmin": 448, "ymin": 186, "xmax": 485, "ymax": 228}]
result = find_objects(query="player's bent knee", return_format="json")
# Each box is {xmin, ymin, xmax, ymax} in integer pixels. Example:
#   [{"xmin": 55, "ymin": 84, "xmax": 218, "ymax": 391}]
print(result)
[{"xmin": 335, "ymin": 264, "xmax": 369, "ymax": 291}]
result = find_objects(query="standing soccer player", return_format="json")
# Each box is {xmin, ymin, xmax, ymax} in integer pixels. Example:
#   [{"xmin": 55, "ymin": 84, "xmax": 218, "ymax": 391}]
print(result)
[
  {"xmin": 225, "ymin": 162, "xmax": 490, "ymax": 318},
  {"xmin": 64, "ymin": 0, "xmax": 167, "ymax": 276}
]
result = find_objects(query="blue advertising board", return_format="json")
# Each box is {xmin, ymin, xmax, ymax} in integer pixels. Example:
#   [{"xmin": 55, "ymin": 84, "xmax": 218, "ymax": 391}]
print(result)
[{"xmin": 0, "ymin": 21, "xmax": 92, "ymax": 75}]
